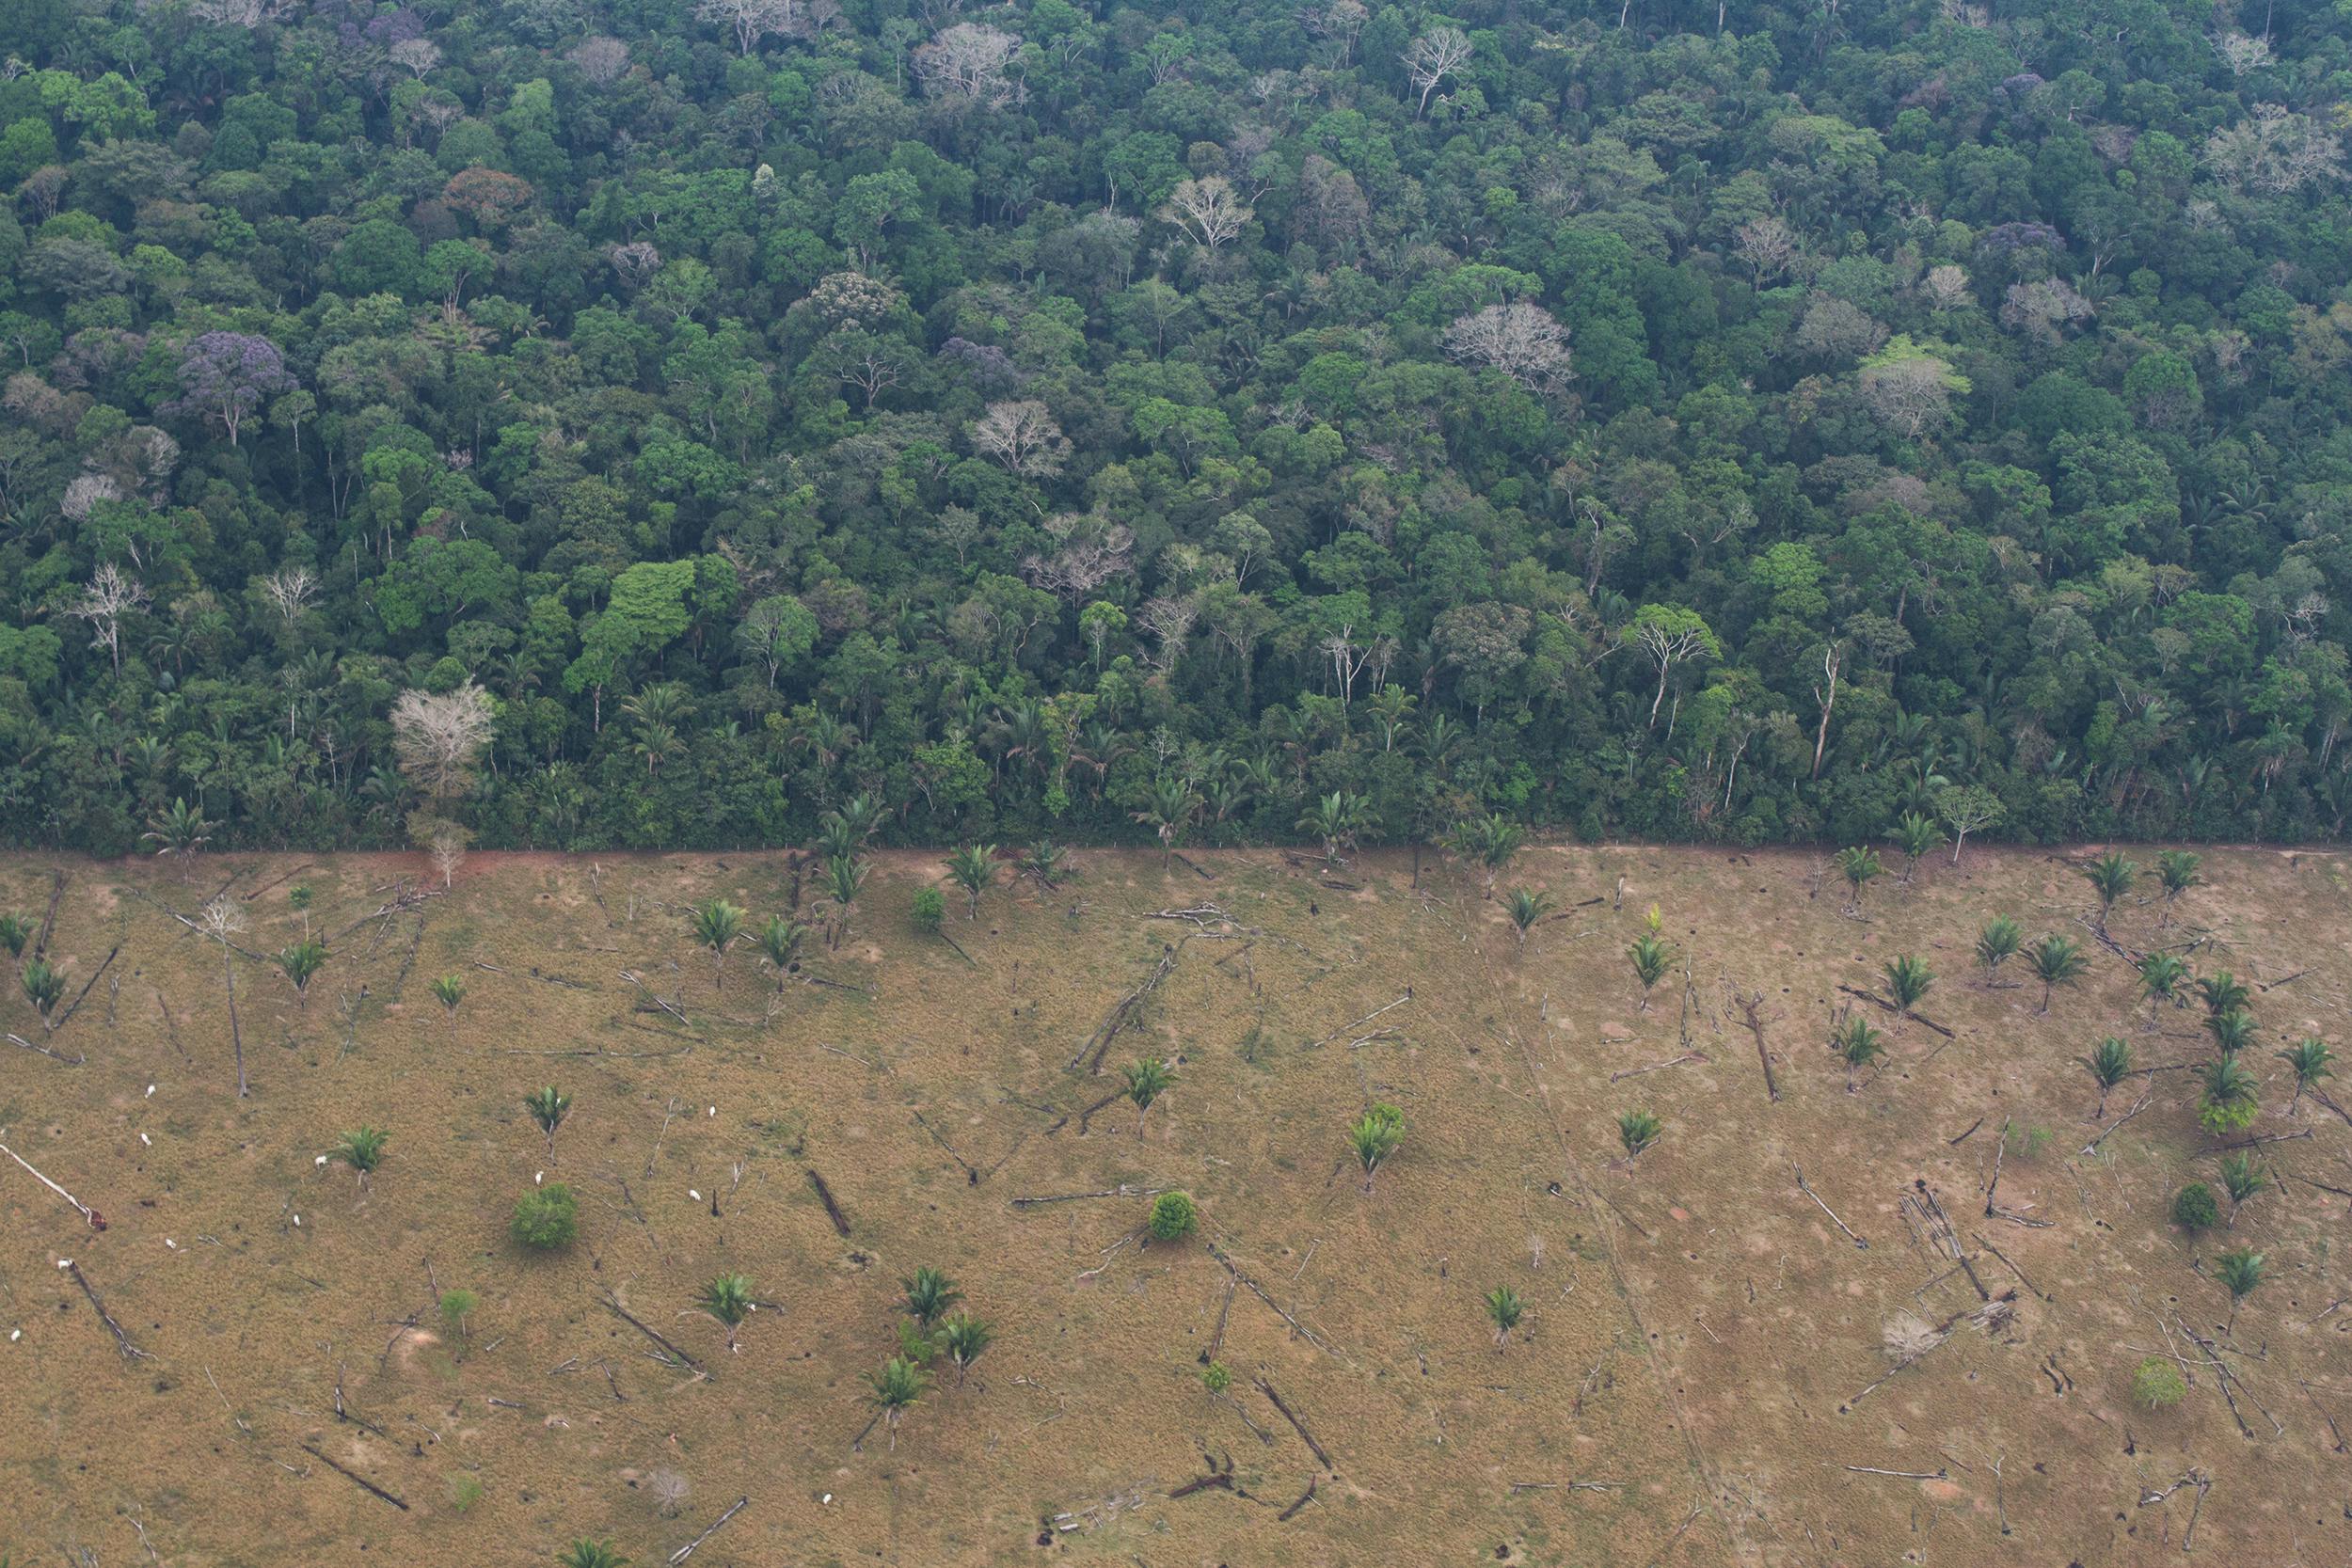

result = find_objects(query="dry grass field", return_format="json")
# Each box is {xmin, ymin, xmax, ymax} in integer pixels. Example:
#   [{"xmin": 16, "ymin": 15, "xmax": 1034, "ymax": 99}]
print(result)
[{"xmin": 0, "ymin": 842, "xmax": 2348, "ymax": 1567}]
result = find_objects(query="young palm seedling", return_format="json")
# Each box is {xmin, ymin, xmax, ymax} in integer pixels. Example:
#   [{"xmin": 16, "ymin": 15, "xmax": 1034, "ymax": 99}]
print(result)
[
  {"xmin": 2026, "ymin": 934, "xmax": 2088, "ymax": 1015},
  {"xmin": 1348, "ymin": 1102, "xmax": 1405, "ymax": 1194},
  {"xmin": 1833, "ymin": 1015, "xmax": 1886, "ymax": 1092},
  {"xmin": 1485, "ymin": 1285, "xmax": 1525, "ymax": 1349},
  {"xmin": 2081, "ymin": 1037, "xmax": 2134, "ymax": 1117},
  {"xmin": 1628, "ymin": 932, "xmax": 1672, "ymax": 1009},
  {"xmin": 1020, "ymin": 840, "xmax": 1071, "ymax": 887},
  {"xmin": 0, "ymin": 911, "xmax": 29, "ymax": 957},
  {"xmin": 1836, "ymin": 845, "xmax": 1883, "ymax": 913},
  {"xmin": 2137, "ymin": 953, "xmax": 2190, "ymax": 1017},
  {"xmin": 2196, "ymin": 972, "xmax": 2250, "ymax": 1018},
  {"xmin": 2197, "ymin": 1057, "xmax": 2261, "ymax": 1135},
  {"xmin": 689, "ymin": 896, "xmax": 745, "ymax": 990},
  {"xmin": 1888, "ymin": 812, "xmax": 1942, "ymax": 883},
  {"xmin": 2216, "ymin": 1247, "xmax": 2265, "ymax": 1332},
  {"xmin": 945, "ymin": 844, "xmax": 995, "ymax": 920},
  {"xmin": 1617, "ymin": 1108, "xmax": 1663, "ymax": 1164},
  {"xmin": 21, "ymin": 958, "xmax": 64, "ymax": 1022},
  {"xmin": 2217, "ymin": 1153, "xmax": 2267, "ymax": 1227},
  {"xmin": 558, "ymin": 1541, "xmax": 628, "ymax": 1568},
  {"xmin": 2205, "ymin": 1008, "xmax": 2255, "ymax": 1057},
  {"xmin": 2155, "ymin": 849, "xmax": 2202, "ymax": 924},
  {"xmin": 825, "ymin": 854, "xmax": 867, "ymax": 948},
  {"xmin": 695, "ymin": 1272, "xmax": 756, "ymax": 1354},
  {"xmin": 755, "ymin": 914, "xmax": 808, "ymax": 991},
  {"xmin": 1123, "ymin": 1058, "xmax": 1174, "ymax": 1132},
  {"xmin": 430, "ymin": 974, "xmax": 465, "ymax": 1026},
  {"xmin": 2083, "ymin": 850, "xmax": 2137, "ymax": 931},
  {"xmin": 1450, "ymin": 813, "xmax": 1523, "ymax": 899},
  {"xmin": 867, "ymin": 1355, "xmax": 928, "ymax": 1449},
  {"xmin": 1505, "ymin": 887, "xmax": 1556, "ymax": 958},
  {"xmin": 327, "ymin": 1127, "xmax": 389, "ymax": 1193},
  {"xmin": 278, "ymin": 937, "xmax": 327, "ymax": 1008},
  {"xmin": 525, "ymin": 1085, "xmax": 571, "ymax": 1156},
  {"xmin": 2279, "ymin": 1037, "xmax": 2334, "ymax": 1115},
  {"xmin": 1976, "ymin": 915, "xmax": 2023, "ymax": 979},
  {"xmin": 902, "ymin": 1266, "xmax": 962, "ymax": 1329},
  {"xmin": 937, "ymin": 1312, "xmax": 993, "ymax": 1386},
  {"xmin": 1883, "ymin": 955, "xmax": 1932, "ymax": 1018}
]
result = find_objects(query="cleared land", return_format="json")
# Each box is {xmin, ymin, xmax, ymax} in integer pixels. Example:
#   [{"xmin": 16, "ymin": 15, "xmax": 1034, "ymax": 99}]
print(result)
[{"xmin": 0, "ymin": 845, "xmax": 2347, "ymax": 1566}]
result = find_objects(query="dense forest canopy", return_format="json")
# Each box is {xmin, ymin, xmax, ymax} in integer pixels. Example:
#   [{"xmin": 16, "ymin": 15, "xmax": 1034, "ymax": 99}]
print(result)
[{"xmin": 4, "ymin": 0, "xmax": 2352, "ymax": 856}]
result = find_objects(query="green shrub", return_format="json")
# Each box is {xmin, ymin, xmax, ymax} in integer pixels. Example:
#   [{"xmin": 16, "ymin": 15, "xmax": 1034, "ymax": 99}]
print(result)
[
  {"xmin": 511, "ymin": 1183, "xmax": 580, "ymax": 1250},
  {"xmin": 2170, "ymin": 1182, "xmax": 2219, "ymax": 1231},
  {"xmin": 1200, "ymin": 1359, "xmax": 1232, "ymax": 1395},
  {"xmin": 2132, "ymin": 1356, "xmax": 2186, "ymax": 1409},
  {"xmin": 1148, "ymin": 1190, "xmax": 1198, "ymax": 1242},
  {"xmin": 911, "ymin": 887, "xmax": 945, "ymax": 931}
]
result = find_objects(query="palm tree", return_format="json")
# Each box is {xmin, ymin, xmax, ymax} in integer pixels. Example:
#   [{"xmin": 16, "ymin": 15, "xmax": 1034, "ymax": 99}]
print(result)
[
  {"xmin": 2026, "ymin": 934, "xmax": 2088, "ymax": 1015},
  {"xmin": 1888, "ymin": 812, "xmax": 1942, "ymax": 883},
  {"xmin": 825, "ymin": 854, "xmax": 867, "ymax": 948},
  {"xmin": 2205, "ymin": 1008, "xmax": 2255, "ymax": 1057},
  {"xmin": 1020, "ymin": 840, "xmax": 1071, "ymax": 887},
  {"xmin": 2082, "ymin": 1037, "xmax": 2134, "ymax": 1117},
  {"xmin": 2137, "ymin": 953, "xmax": 2190, "ymax": 1016},
  {"xmin": 755, "ymin": 915, "xmax": 808, "ymax": 990},
  {"xmin": 2155, "ymin": 849, "xmax": 2202, "ymax": 924},
  {"xmin": 1883, "ymin": 955, "xmax": 1932, "ymax": 1018},
  {"xmin": 2197, "ymin": 973, "xmax": 2250, "ymax": 1018},
  {"xmin": 945, "ymin": 844, "xmax": 995, "ymax": 920},
  {"xmin": 695, "ymin": 1273, "xmax": 755, "ymax": 1354},
  {"xmin": 430, "ymin": 974, "xmax": 466, "ymax": 1027},
  {"xmin": 2215, "ymin": 1247, "xmax": 2265, "ymax": 1331},
  {"xmin": 2083, "ymin": 851, "xmax": 2137, "ymax": 931},
  {"xmin": 2278, "ymin": 1037, "xmax": 2334, "ymax": 1116},
  {"xmin": 1976, "ymin": 916, "xmax": 2023, "ymax": 978},
  {"xmin": 525, "ymin": 1086, "xmax": 570, "ymax": 1155},
  {"xmin": 1133, "ymin": 775, "xmax": 1201, "ymax": 869},
  {"xmin": 2217, "ymin": 1153, "xmax": 2267, "ymax": 1227},
  {"xmin": 1617, "ymin": 1108, "xmax": 1662, "ymax": 1163},
  {"xmin": 22, "ymin": 958, "xmax": 66, "ymax": 1022},
  {"xmin": 1836, "ymin": 846, "xmax": 1882, "ymax": 912},
  {"xmin": 1504, "ymin": 887, "xmax": 1556, "ymax": 958},
  {"xmin": 558, "ymin": 1542, "xmax": 628, "ymax": 1568},
  {"xmin": 1485, "ymin": 1285, "xmax": 1525, "ymax": 1349},
  {"xmin": 937, "ymin": 1312, "xmax": 993, "ymax": 1386},
  {"xmin": 1123, "ymin": 1058, "xmax": 1174, "ymax": 1131},
  {"xmin": 1450, "ymin": 814, "xmax": 1523, "ymax": 899},
  {"xmin": 1627, "ymin": 932, "xmax": 1670, "ymax": 1007},
  {"xmin": 902, "ymin": 1266, "xmax": 962, "ymax": 1329},
  {"xmin": 1296, "ymin": 790, "xmax": 1368, "ymax": 867},
  {"xmin": 688, "ymin": 897, "xmax": 745, "ymax": 990},
  {"xmin": 867, "ymin": 1355, "xmax": 928, "ymax": 1449},
  {"xmin": 2197, "ymin": 1057, "xmax": 2261, "ymax": 1135},
  {"xmin": 278, "ymin": 937, "xmax": 327, "ymax": 1008},
  {"xmin": 327, "ymin": 1127, "xmax": 389, "ymax": 1193},
  {"xmin": 1348, "ymin": 1102, "xmax": 1405, "ymax": 1194},
  {"xmin": 1833, "ymin": 1015, "xmax": 1885, "ymax": 1092},
  {"xmin": 141, "ymin": 797, "xmax": 212, "ymax": 879}
]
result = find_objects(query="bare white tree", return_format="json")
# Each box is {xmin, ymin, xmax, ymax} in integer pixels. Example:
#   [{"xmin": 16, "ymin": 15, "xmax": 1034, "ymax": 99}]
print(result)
[
  {"xmin": 1999, "ymin": 278, "xmax": 2095, "ymax": 343},
  {"xmin": 1402, "ymin": 26, "xmax": 1472, "ymax": 119},
  {"xmin": 647, "ymin": 1468, "xmax": 691, "ymax": 1519},
  {"xmin": 1135, "ymin": 594, "xmax": 1199, "ymax": 673},
  {"xmin": 2202, "ymin": 104, "xmax": 2348, "ymax": 196},
  {"xmin": 60, "ymin": 472, "xmax": 122, "ymax": 522},
  {"xmin": 1023, "ymin": 515, "xmax": 1135, "ymax": 601},
  {"xmin": 568, "ymin": 36, "xmax": 633, "ymax": 86},
  {"xmin": 259, "ymin": 563, "xmax": 319, "ymax": 628},
  {"xmin": 2210, "ymin": 30, "xmax": 2272, "ymax": 76},
  {"xmin": 427, "ymin": 821, "xmax": 470, "ymax": 889},
  {"xmin": 968, "ymin": 401, "xmax": 1071, "ymax": 477},
  {"xmin": 390, "ymin": 680, "xmax": 496, "ymax": 802},
  {"xmin": 72, "ymin": 562, "xmax": 149, "ymax": 673},
  {"xmin": 198, "ymin": 895, "xmax": 251, "ymax": 1098},
  {"xmin": 696, "ymin": 0, "xmax": 793, "ymax": 55},
  {"xmin": 1443, "ymin": 303, "xmax": 1574, "ymax": 395},
  {"xmin": 1307, "ymin": 0, "xmax": 1369, "ymax": 64},
  {"xmin": 609, "ymin": 241, "xmax": 662, "ymax": 288},
  {"xmin": 1158, "ymin": 176, "xmax": 1253, "ymax": 253},
  {"xmin": 1732, "ymin": 215, "xmax": 1801, "ymax": 285},
  {"xmin": 1858, "ymin": 352, "xmax": 1958, "ymax": 439},
  {"xmin": 1920, "ymin": 263, "xmax": 1972, "ymax": 311},
  {"xmin": 913, "ymin": 23, "xmax": 1024, "ymax": 105},
  {"xmin": 388, "ymin": 37, "xmax": 441, "ymax": 77}
]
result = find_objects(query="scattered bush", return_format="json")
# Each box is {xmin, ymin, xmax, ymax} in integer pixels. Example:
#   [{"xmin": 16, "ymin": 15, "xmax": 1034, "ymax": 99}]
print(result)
[
  {"xmin": 1200, "ymin": 1360, "xmax": 1232, "ymax": 1396},
  {"xmin": 2132, "ymin": 1357, "xmax": 2186, "ymax": 1410},
  {"xmin": 511, "ymin": 1184, "xmax": 580, "ymax": 1250},
  {"xmin": 1149, "ymin": 1190, "xmax": 1198, "ymax": 1242},
  {"xmin": 2170, "ymin": 1182, "xmax": 2219, "ymax": 1231},
  {"xmin": 911, "ymin": 887, "xmax": 945, "ymax": 932}
]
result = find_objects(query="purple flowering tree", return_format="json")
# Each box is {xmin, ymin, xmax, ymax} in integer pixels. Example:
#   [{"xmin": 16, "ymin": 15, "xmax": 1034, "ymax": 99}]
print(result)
[{"xmin": 165, "ymin": 332, "xmax": 296, "ymax": 448}]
